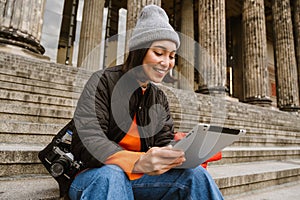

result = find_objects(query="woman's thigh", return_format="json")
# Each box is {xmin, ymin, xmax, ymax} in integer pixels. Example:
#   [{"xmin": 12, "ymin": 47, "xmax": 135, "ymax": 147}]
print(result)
[
  {"xmin": 131, "ymin": 166, "xmax": 223, "ymax": 200},
  {"xmin": 69, "ymin": 165, "xmax": 134, "ymax": 200},
  {"xmin": 131, "ymin": 168, "xmax": 193, "ymax": 200}
]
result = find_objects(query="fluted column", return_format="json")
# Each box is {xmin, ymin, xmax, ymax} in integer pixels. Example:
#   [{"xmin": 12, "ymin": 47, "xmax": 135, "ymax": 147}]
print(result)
[
  {"xmin": 197, "ymin": 0, "xmax": 227, "ymax": 94},
  {"xmin": 178, "ymin": 0, "xmax": 195, "ymax": 90},
  {"xmin": 272, "ymin": 0, "xmax": 300, "ymax": 111},
  {"xmin": 294, "ymin": 0, "xmax": 300, "ymax": 101},
  {"xmin": 126, "ymin": 0, "xmax": 161, "ymax": 33},
  {"xmin": 0, "ymin": 0, "xmax": 46, "ymax": 54},
  {"xmin": 77, "ymin": 0, "xmax": 105, "ymax": 71},
  {"xmin": 242, "ymin": 0, "xmax": 272, "ymax": 106}
]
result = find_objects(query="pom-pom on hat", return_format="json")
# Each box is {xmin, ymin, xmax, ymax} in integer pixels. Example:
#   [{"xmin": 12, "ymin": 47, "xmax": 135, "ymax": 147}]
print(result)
[{"xmin": 128, "ymin": 5, "xmax": 180, "ymax": 51}]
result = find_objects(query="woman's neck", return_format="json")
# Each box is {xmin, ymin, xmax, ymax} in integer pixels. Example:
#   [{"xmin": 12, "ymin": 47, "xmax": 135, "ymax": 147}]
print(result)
[{"xmin": 137, "ymin": 80, "xmax": 149, "ymax": 89}]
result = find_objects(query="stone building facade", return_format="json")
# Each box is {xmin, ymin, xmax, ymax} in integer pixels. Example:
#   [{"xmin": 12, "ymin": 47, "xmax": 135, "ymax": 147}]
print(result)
[{"xmin": 0, "ymin": 0, "xmax": 299, "ymax": 112}]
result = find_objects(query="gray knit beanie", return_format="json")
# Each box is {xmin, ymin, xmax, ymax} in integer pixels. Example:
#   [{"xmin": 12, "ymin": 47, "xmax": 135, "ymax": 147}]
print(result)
[{"xmin": 128, "ymin": 5, "xmax": 180, "ymax": 51}]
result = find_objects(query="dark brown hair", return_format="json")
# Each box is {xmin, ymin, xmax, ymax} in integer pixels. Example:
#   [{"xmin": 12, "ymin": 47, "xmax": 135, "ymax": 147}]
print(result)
[{"xmin": 122, "ymin": 41, "xmax": 152, "ymax": 73}]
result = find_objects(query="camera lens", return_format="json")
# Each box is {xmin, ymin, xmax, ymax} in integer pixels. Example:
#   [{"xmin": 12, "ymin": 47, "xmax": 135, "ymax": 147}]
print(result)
[{"xmin": 50, "ymin": 157, "xmax": 70, "ymax": 177}]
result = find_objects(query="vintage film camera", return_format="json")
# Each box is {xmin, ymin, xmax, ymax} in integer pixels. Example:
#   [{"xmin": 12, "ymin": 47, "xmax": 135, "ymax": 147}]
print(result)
[
  {"xmin": 45, "ymin": 129, "xmax": 82, "ymax": 178},
  {"xmin": 38, "ymin": 120, "xmax": 83, "ymax": 197}
]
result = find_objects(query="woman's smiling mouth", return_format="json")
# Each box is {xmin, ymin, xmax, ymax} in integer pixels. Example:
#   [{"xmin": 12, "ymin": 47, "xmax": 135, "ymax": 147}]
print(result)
[{"xmin": 153, "ymin": 67, "xmax": 168, "ymax": 75}]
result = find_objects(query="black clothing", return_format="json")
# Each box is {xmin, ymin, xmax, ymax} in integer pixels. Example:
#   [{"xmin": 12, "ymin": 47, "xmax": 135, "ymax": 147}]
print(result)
[{"xmin": 71, "ymin": 65, "xmax": 175, "ymax": 168}]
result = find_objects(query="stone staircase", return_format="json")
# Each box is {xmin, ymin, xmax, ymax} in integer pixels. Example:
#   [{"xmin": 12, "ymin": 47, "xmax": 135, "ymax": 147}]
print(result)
[
  {"xmin": 0, "ymin": 51, "xmax": 300, "ymax": 199},
  {"xmin": 162, "ymin": 86, "xmax": 300, "ymax": 198},
  {"xmin": 0, "ymin": 51, "xmax": 90, "ymax": 199}
]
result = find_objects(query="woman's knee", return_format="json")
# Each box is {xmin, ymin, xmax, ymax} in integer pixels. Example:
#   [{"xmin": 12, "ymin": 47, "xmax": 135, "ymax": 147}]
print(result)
[
  {"xmin": 95, "ymin": 165, "xmax": 127, "ymax": 180},
  {"xmin": 71, "ymin": 165, "xmax": 128, "ymax": 190},
  {"xmin": 69, "ymin": 165, "xmax": 132, "ymax": 200},
  {"xmin": 181, "ymin": 166, "xmax": 213, "ymax": 183}
]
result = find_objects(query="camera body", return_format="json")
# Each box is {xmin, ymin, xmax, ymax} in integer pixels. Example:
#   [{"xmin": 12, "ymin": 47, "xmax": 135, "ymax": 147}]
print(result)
[
  {"xmin": 38, "ymin": 120, "xmax": 83, "ymax": 197},
  {"xmin": 44, "ymin": 138, "xmax": 82, "ymax": 179}
]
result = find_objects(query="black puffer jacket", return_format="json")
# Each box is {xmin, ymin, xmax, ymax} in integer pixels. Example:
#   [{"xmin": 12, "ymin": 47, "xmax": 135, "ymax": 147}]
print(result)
[{"xmin": 71, "ymin": 65, "xmax": 175, "ymax": 169}]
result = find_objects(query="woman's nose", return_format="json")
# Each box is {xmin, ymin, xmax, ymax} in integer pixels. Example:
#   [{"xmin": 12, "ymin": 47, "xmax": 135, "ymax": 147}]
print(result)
[{"xmin": 160, "ymin": 57, "xmax": 170, "ymax": 68}]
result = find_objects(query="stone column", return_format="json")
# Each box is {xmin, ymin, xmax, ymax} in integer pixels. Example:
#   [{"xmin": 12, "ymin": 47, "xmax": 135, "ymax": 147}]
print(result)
[
  {"xmin": 77, "ymin": 0, "xmax": 105, "ymax": 71},
  {"xmin": 272, "ymin": 0, "xmax": 300, "ymax": 111},
  {"xmin": 197, "ymin": 0, "xmax": 227, "ymax": 94},
  {"xmin": 126, "ymin": 0, "xmax": 161, "ymax": 33},
  {"xmin": 0, "ymin": 0, "xmax": 46, "ymax": 55},
  {"xmin": 242, "ymin": 0, "xmax": 272, "ymax": 106},
  {"xmin": 178, "ymin": 0, "xmax": 195, "ymax": 90},
  {"xmin": 293, "ymin": 0, "xmax": 300, "ymax": 102}
]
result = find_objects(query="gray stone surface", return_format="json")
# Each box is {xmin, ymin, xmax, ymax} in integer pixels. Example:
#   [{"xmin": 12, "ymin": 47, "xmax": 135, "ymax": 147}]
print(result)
[
  {"xmin": 225, "ymin": 180, "xmax": 300, "ymax": 200},
  {"xmin": 210, "ymin": 160, "xmax": 300, "ymax": 196},
  {"xmin": 0, "ymin": 175, "xmax": 60, "ymax": 200}
]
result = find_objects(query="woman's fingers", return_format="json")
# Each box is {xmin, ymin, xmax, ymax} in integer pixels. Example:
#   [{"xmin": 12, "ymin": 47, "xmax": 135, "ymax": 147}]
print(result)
[
  {"xmin": 149, "ymin": 146, "xmax": 184, "ymax": 159},
  {"xmin": 133, "ymin": 146, "xmax": 186, "ymax": 174}
]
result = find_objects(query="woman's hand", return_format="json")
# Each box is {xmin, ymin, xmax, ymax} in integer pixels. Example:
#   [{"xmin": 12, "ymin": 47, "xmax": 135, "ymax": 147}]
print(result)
[{"xmin": 133, "ymin": 145, "xmax": 185, "ymax": 175}]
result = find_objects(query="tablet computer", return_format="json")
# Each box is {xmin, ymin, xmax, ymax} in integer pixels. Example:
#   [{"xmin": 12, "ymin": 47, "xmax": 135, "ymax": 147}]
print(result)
[{"xmin": 172, "ymin": 123, "xmax": 246, "ymax": 168}]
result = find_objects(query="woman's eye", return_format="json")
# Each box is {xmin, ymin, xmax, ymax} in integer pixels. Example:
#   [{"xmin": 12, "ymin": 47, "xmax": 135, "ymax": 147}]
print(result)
[
  {"xmin": 154, "ymin": 51, "xmax": 163, "ymax": 56},
  {"xmin": 169, "ymin": 55, "xmax": 175, "ymax": 59}
]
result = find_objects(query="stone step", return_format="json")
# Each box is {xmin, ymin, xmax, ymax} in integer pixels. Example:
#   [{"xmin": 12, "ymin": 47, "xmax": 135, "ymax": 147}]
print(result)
[
  {"xmin": 216, "ymin": 146, "xmax": 300, "ymax": 165},
  {"xmin": 166, "ymin": 88, "xmax": 300, "ymax": 131},
  {"xmin": 0, "ymin": 132, "xmax": 58, "ymax": 145},
  {"xmin": 0, "ymin": 175, "xmax": 60, "ymax": 200},
  {"xmin": 0, "ymin": 143, "xmax": 47, "ymax": 176},
  {"xmin": 0, "ymin": 160, "xmax": 299, "ymax": 200},
  {"xmin": 170, "ymin": 104, "xmax": 300, "ymax": 135},
  {"xmin": 0, "ymin": 72, "xmax": 83, "ymax": 94},
  {"xmin": 232, "ymin": 135, "xmax": 300, "ymax": 147},
  {"xmin": 0, "ymin": 65, "xmax": 88, "ymax": 89},
  {"xmin": 172, "ymin": 120, "xmax": 300, "ymax": 140},
  {"xmin": 0, "ymin": 76, "xmax": 81, "ymax": 99},
  {"xmin": 2, "ymin": 116, "xmax": 299, "ymax": 147},
  {"xmin": 209, "ymin": 159, "xmax": 300, "ymax": 197},
  {"xmin": 224, "ymin": 180, "xmax": 300, "ymax": 200},
  {"xmin": 225, "ymin": 180, "xmax": 300, "ymax": 200},
  {"xmin": 0, "ymin": 103, "xmax": 73, "ymax": 123},
  {"xmin": 171, "ymin": 114, "xmax": 300, "ymax": 141},
  {"xmin": 243, "ymin": 128, "xmax": 300, "ymax": 139},
  {"xmin": 0, "ymin": 52, "xmax": 91, "ymax": 86},
  {"xmin": 0, "ymin": 121, "xmax": 67, "ymax": 144},
  {"xmin": 0, "ymin": 88, "xmax": 77, "ymax": 108},
  {"xmin": 0, "ymin": 121, "xmax": 65, "ymax": 135},
  {"xmin": 2, "ymin": 143, "xmax": 300, "ymax": 177}
]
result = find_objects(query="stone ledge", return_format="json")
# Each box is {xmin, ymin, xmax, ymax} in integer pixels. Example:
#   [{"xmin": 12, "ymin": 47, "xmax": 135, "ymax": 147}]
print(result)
[
  {"xmin": 0, "ymin": 79, "xmax": 81, "ymax": 99},
  {"xmin": 210, "ymin": 160, "xmax": 300, "ymax": 196},
  {"xmin": 232, "ymin": 135, "xmax": 300, "ymax": 147},
  {"xmin": 1, "ymin": 160, "xmax": 300, "ymax": 200},
  {"xmin": 0, "ymin": 175, "xmax": 60, "ymax": 200},
  {"xmin": 0, "ymin": 103, "xmax": 73, "ymax": 123},
  {"xmin": 224, "ymin": 180, "xmax": 300, "ymax": 200},
  {"xmin": 0, "ymin": 121, "xmax": 66, "ymax": 135},
  {"xmin": 0, "ymin": 65, "xmax": 88, "ymax": 88},
  {"xmin": 0, "ymin": 51, "xmax": 91, "ymax": 81},
  {"xmin": 1, "ymin": 143, "xmax": 299, "ymax": 176},
  {"xmin": 0, "ymin": 89, "xmax": 77, "ymax": 107},
  {"xmin": 0, "ymin": 133, "xmax": 55, "ymax": 144},
  {"xmin": 0, "ymin": 73, "xmax": 83, "ymax": 93}
]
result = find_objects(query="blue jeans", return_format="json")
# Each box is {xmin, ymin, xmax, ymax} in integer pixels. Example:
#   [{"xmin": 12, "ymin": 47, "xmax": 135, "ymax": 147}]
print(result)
[{"xmin": 69, "ymin": 165, "xmax": 224, "ymax": 200}]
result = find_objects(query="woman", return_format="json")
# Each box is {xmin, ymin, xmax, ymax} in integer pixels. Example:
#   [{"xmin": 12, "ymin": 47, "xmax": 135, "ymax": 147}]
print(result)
[{"xmin": 69, "ymin": 5, "xmax": 224, "ymax": 200}]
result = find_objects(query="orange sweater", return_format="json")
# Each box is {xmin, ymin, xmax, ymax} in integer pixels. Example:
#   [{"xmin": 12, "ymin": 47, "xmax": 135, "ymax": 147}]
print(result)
[
  {"xmin": 105, "ymin": 113, "xmax": 145, "ymax": 180},
  {"xmin": 105, "ymin": 88, "xmax": 148, "ymax": 180}
]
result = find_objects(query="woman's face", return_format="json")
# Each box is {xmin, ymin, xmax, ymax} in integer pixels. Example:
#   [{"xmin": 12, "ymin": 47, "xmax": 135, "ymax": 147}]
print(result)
[{"xmin": 142, "ymin": 40, "xmax": 177, "ymax": 84}]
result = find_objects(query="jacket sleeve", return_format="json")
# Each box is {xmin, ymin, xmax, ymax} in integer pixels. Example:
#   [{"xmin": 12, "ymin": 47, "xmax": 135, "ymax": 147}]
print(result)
[
  {"xmin": 153, "ymin": 89, "xmax": 175, "ymax": 147},
  {"xmin": 71, "ymin": 70, "xmax": 123, "ymax": 168}
]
